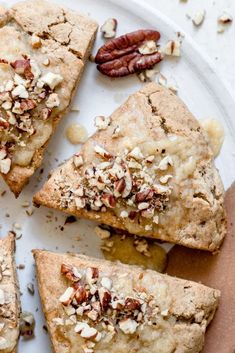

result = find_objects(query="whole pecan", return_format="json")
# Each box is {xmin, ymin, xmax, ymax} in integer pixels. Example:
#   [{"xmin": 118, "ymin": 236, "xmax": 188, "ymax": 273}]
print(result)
[{"xmin": 95, "ymin": 29, "xmax": 162, "ymax": 77}]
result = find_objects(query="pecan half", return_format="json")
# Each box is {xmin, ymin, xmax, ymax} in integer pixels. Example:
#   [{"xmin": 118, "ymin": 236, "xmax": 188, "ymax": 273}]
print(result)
[{"xmin": 95, "ymin": 29, "xmax": 162, "ymax": 77}]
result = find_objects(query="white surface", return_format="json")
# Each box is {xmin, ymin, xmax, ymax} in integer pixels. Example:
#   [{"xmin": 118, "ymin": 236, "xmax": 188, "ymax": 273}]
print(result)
[{"xmin": 0, "ymin": 0, "xmax": 234, "ymax": 352}]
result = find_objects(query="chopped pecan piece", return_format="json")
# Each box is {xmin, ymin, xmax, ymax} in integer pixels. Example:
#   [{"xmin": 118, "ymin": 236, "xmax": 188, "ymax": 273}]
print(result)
[
  {"xmin": 98, "ymin": 287, "xmax": 111, "ymax": 310},
  {"xmin": 41, "ymin": 107, "xmax": 52, "ymax": 120},
  {"xmin": 125, "ymin": 297, "xmax": 141, "ymax": 311},
  {"xmin": 101, "ymin": 18, "xmax": 117, "ymax": 39},
  {"xmin": 74, "ymin": 284, "xmax": 88, "ymax": 304},
  {"xmin": 61, "ymin": 263, "xmax": 81, "ymax": 282},
  {"xmin": 102, "ymin": 193, "xmax": 116, "ymax": 208},
  {"xmin": 0, "ymin": 59, "xmax": 8, "ymax": 64},
  {"xmin": 95, "ymin": 29, "xmax": 162, "ymax": 77},
  {"xmin": 0, "ymin": 117, "xmax": 9, "ymax": 130},
  {"xmin": 20, "ymin": 99, "xmax": 37, "ymax": 111},
  {"xmin": 128, "ymin": 211, "xmax": 137, "ymax": 220},
  {"xmin": 114, "ymin": 178, "xmax": 126, "ymax": 196},
  {"xmin": 10, "ymin": 58, "xmax": 34, "ymax": 80},
  {"xmin": 135, "ymin": 189, "xmax": 154, "ymax": 202},
  {"xmin": 90, "ymin": 267, "xmax": 99, "ymax": 279}
]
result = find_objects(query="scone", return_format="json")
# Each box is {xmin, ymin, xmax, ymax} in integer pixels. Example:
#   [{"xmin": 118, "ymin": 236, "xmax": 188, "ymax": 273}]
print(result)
[
  {"xmin": 0, "ymin": 233, "xmax": 21, "ymax": 353},
  {"xmin": 33, "ymin": 83, "xmax": 226, "ymax": 251},
  {"xmin": 33, "ymin": 249, "xmax": 220, "ymax": 353},
  {"xmin": 0, "ymin": 0, "xmax": 98, "ymax": 196}
]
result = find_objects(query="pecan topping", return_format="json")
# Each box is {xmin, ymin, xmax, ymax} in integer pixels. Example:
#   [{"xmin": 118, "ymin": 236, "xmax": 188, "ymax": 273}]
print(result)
[{"xmin": 95, "ymin": 29, "xmax": 162, "ymax": 77}]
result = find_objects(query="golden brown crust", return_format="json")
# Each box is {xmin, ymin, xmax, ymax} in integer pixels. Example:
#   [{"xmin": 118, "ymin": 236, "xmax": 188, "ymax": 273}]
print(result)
[
  {"xmin": 0, "ymin": 0, "xmax": 98, "ymax": 197},
  {"xmin": 34, "ymin": 83, "xmax": 226, "ymax": 251},
  {"xmin": 33, "ymin": 249, "xmax": 220, "ymax": 353}
]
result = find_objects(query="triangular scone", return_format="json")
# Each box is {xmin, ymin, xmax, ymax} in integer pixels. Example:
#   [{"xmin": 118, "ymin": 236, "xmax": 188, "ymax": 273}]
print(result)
[
  {"xmin": 34, "ymin": 83, "xmax": 226, "ymax": 251},
  {"xmin": 0, "ymin": 0, "xmax": 98, "ymax": 196},
  {"xmin": 33, "ymin": 249, "xmax": 220, "ymax": 353},
  {"xmin": 0, "ymin": 233, "xmax": 21, "ymax": 353}
]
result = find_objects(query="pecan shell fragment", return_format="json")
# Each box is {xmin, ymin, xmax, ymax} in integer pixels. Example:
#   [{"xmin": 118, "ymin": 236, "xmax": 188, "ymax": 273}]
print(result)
[{"xmin": 95, "ymin": 29, "xmax": 162, "ymax": 77}]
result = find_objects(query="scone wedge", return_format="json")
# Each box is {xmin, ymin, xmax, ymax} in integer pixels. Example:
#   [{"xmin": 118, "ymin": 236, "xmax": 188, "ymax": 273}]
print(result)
[
  {"xmin": 0, "ymin": 0, "xmax": 98, "ymax": 196},
  {"xmin": 33, "ymin": 249, "xmax": 220, "ymax": 353},
  {"xmin": 34, "ymin": 83, "xmax": 226, "ymax": 251},
  {"xmin": 0, "ymin": 233, "xmax": 21, "ymax": 353}
]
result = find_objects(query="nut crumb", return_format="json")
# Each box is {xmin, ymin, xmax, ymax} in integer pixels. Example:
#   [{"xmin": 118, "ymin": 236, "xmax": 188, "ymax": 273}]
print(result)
[
  {"xmin": 27, "ymin": 282, "xmax": 35, "ymax": 295},
  {"xmin": 100, "ymin": 18, "xmax": 117, "ymax": 39},
  {"xmin": 192, "ymin": 10, "xmax": 205, "ymax": 26},
  {"xmin": 218, "ymin": 11, "xmax": 233, "ymax": 25},
  {"xmin": 163, "ymin": 40, "xmax": 181, "ymax": 56}
]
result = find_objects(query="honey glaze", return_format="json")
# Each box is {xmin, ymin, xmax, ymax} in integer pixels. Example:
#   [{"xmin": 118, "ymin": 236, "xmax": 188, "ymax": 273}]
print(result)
[
  {"xmin": 100, "ymin": 230, "xmax": 167, "ymax": 272},
  {"xmin": 66, "ymin": 123, "xmax": 88, "ymax": 145},
  {"xmin": 200, "ymin": 118, "xmax": 224, "ymax": 157}
]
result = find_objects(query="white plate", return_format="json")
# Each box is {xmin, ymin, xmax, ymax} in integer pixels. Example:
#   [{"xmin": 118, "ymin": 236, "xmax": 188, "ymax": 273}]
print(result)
[{"xmin": 1, "ymin": 0, "xmax": 235, "ymax": 351}]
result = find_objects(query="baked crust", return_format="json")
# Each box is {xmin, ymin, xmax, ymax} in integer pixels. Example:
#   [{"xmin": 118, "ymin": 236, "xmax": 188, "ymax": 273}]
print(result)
[
  {"xmin": 0, "ymin": 233, "xmax": 21, "ymax": 353},
  {"xmin": 33, "ymin": 249, "xmax": 220, "ymax": 353},
  {"xmin": 34, "ymin": 83, "xmax": 226, "ymax": 251},
  {"xmin": 0, "ymin": 0, "xmax": 98, "ymax": 197}
]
